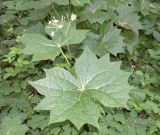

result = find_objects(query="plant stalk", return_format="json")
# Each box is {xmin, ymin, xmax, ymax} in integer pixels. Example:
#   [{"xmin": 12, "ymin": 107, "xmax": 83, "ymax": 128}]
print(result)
[{"xmin": 60, "ymin": 48, "xmax": 71, "ymax": 67}]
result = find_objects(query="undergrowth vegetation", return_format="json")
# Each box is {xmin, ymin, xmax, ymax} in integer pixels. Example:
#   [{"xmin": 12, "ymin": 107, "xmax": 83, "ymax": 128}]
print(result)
[{"xmin": 0, "ymin": 0, "xmax": 160, "ymax": 135}]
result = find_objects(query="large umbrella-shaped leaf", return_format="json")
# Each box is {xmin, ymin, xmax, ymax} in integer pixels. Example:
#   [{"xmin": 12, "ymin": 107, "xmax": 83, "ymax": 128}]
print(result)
[{"xmin": 30, "ymin": 48, "xmax": 130, "ymax": 129}]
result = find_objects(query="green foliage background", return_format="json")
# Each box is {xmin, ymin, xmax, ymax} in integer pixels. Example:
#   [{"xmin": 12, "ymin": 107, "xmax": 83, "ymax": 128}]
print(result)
[{"xmin": 0, "ymin": 0, "xmax": 160, "ymax": 134}]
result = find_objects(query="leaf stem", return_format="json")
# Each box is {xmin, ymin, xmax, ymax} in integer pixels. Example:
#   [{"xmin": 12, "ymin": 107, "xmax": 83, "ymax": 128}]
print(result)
[
  {"xmin": 60, "ymin": 48, "xmax": 71, "ymax": 67},
  {"xmin": 52, "ymin": 5, "xmax": 60, "ymax": 19}
]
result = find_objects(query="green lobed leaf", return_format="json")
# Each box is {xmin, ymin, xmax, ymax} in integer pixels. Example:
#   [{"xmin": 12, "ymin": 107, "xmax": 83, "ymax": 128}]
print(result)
[
  {"xmin": 114, "ymin": 4, "xmax": 142, "ymax": 34},
  {"xmin": 0, "ymin": 115, "xmax": 28, "ymax": 135},
  {"xmin": 27, "ymin": 114, "xmax": 49, "ymax": 130},
  {"xmin": 83, "ymin": 32, "xmax": 108, "ymax": 57},
  {"xmin": 83, "ymin": 23, "xmax": 126, "ymax": 56},
  {"xmin": 122, "ymin": 30, "xmax": 139, "ymax": 54},
  {"xmin": 20, "ymin": 20, "xmax": 88, "ymax": 61},
  {"xmin": 80, "ymin": 1, "xmax": 107, "ymax": 24},
  {"xmin": 29, "ymin": 6, "xmax": 52, "ymax": 21},
  {"xmin": 102, "ymin": 22, "xmax": 126, "ymax": 55},
  {"xmin": 0, "ymin": 13, "xmax": 15, "ymax": 25},
  {"xmin": 20, "ymin": 33, "xmax": 61, "ymax": 61},
  {"xmin": 30, "ymin": 47, "xmax": 130, "ymax": 129}
]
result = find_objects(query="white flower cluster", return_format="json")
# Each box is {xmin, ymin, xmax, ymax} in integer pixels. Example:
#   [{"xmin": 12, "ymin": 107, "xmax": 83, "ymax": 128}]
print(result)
[
  {"xmin": 48, "ymin": 14, "xmax": 76, "ymax": 37},
  {"xmin": 48, "ymin": 17, "xmax": 64, "ymax": 37},
  {"xmin": 48, "ymin": 17, "xmax": 63, "ymax": 29}
]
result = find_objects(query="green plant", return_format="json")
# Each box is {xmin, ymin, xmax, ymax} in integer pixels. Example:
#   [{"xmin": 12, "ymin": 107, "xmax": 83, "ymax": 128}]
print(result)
[{"xmin": 0, "ymin": 0, "xmax": 160, "ymax": 134}]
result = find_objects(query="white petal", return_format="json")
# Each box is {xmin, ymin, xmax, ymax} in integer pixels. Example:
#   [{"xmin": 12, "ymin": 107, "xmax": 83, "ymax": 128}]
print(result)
[
  {"xmin": 71, "ymin": 13, "xmax": 76, "ymax": 21},
  {"xmin": 51, "ymin": 31, "xmax": 55, "ymax": 36}
]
